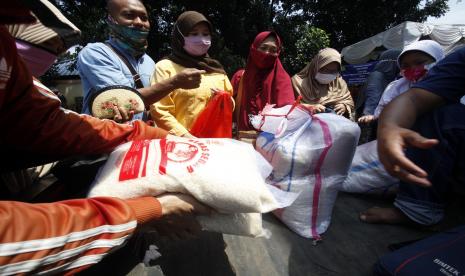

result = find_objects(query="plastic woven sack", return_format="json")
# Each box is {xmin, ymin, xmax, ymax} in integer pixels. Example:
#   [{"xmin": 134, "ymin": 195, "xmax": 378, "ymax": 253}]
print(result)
[
  {"xmin": 88, "ymin": 136, "xmax": 296, "ymax": 237},
  {"xmin": 254, "ymin": 105, "xmax": 360, "ymax": 240},
  {"xmin": 341, "ymin": 140, "xmax": 399, "ymax": 196}
]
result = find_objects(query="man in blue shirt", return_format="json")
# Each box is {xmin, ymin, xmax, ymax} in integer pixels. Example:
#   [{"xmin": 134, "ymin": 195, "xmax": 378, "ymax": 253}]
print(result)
[
  {"xmin": 78, "ymin": 0, "xmax": 204, "ymax": 122},
  {"xmin": 360, "ymin": 47, "xmax": 465, "ymax": 225}
]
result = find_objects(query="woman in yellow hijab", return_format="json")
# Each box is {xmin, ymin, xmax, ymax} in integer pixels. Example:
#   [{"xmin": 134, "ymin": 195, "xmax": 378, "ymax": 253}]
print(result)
[{"xmin": 292, "ymin": 48, "xmax": 354, "ymax": 120}]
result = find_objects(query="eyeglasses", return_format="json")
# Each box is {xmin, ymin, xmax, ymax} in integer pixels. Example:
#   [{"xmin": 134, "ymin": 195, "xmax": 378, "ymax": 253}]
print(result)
[{"xmin": 257, "ymin": 44, "xmax": 278, "ymax": 55}]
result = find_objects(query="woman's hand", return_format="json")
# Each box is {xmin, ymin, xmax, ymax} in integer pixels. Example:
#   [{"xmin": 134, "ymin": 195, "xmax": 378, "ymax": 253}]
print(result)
[
  {"xmin": 211, "ymin": 88, "xmax": 235, "ymax": 111},
  {"xmin": 112, "ymin": 104, "xmax": 134, "ymax": 123},
  {"xmin": 182, "ymin": 132, "xmax": 196, "ymax": 138},
  {"xmin": 358, "ymin": 115, "xmax": 376, "ymax": 124},
  {"xmin": 334, "ymin": 104, "xmax": 346, "ymax": 115},
  {"xmin": 307, "ymin": 104, "xmax": 326, "ymax": 113}
]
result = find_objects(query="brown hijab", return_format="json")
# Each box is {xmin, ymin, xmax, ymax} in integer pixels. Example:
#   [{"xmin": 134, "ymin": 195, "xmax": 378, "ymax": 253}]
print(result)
[
  {"xmin": 166, "ymin": 11, "xmax": 225, "ymax": 74},
  {"xmin": 292, "ymin": 48, "xmax": 354, "ymax": 117}
]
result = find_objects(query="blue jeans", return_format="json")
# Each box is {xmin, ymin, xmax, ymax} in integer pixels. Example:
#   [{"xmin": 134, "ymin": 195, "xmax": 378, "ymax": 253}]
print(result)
[{"xmin": 394, "ymin": 104, "xmax": 465, "ymax": 225}]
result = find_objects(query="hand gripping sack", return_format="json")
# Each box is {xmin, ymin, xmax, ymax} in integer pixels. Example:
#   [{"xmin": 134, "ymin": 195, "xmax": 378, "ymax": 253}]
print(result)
[
  {"xmin": 253, "ymin": 105, "xmax": 360, "ymax": 240},
  {"xmin": 341, "ymin": 140, "xmax": 399, "ymax": 196},
  {"xmin": 88, "ymin": 136, "xmax": 294, "ymax": 237},
  {"xmin": 190, "ymin": 91, "xmax": 233, "ymax": 138}
]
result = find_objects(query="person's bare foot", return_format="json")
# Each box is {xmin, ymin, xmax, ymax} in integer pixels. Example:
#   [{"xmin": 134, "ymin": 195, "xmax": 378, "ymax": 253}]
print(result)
[{"xmin": 359, "ymin": 207, "xmax": 410, "ymax": 224}]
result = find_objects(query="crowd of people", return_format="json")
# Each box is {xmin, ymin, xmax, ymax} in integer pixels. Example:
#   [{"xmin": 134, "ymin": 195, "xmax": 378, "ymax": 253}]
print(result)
[{"xmin": 1, "ymin": 0, "xmax": 464, "ymax": 274}]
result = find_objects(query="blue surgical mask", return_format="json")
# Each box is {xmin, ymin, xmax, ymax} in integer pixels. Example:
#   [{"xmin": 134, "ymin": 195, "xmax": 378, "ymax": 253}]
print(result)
[{"xmin": 107, "ymin": 16, "xmax": 149, "ymax": 56}]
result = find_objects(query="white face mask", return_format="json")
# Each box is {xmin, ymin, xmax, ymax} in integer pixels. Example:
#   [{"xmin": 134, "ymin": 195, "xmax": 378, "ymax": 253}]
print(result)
[{"xmin": 315, "ymin": 72, "xmax": 337, "ymax": 84}]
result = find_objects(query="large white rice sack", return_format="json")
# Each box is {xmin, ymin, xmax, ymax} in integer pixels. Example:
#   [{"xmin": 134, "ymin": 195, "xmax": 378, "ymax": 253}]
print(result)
[
  {"xmin": 254, "ymin": 105, "xmax": 360, "ymax": 240},
  {"xmin": 88, "ymin": 136, "xmax": 289, "ymax": 237},
  {"xmin": 340, "ymin": 140, "xmax": 399, "ymax": 195}
]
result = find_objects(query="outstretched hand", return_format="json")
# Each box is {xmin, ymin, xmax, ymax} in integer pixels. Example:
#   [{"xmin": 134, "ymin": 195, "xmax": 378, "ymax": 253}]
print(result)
[{"xmin": 378, "ymin": 125, "xmax": 439, "ymax": 187}]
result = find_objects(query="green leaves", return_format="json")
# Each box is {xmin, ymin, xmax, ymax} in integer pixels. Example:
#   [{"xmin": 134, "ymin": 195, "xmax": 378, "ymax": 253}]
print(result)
[
  {"xmin": 44, "ymin": 0, "xmax": 448, "ymax": 79},
  {"xmin": 286, "ymin": 26, "xmax": 331, "ymax": 75}
]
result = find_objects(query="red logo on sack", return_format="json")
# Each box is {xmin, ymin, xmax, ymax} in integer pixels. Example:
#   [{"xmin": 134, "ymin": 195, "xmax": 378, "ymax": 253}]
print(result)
[
  {"xmin": 166, "ymin": 141, "xmax": 199, "ymax": 163},
  {"xmin": 159, "ymin": 139, "xmax": 210, "ymax": 174},
  {"xmin": 119, "ymin": 140, "xmax": 151, "ymax": 181}
]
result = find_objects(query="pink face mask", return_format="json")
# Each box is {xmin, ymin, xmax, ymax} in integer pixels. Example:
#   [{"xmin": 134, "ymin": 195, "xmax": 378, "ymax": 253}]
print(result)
[
  {"xmin": 15, "ymin": 40, "xmax": 57, "ymax": 77},
  {"xmin": 178, "ymin": 26, "xmax": 211, "ymax": 56},
  {"xmin": 183, "ymin": 35, "xmax": 211, "ymax": 56}
]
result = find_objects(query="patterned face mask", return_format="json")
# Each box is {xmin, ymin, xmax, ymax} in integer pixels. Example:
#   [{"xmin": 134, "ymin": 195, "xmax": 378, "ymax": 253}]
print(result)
[
  {"xmin": 107, "ymin": 16, "xmax": 149, "ymax": 56},
  {"xmin": 401, "ymin": 62, "xmax": 436, "ymax": 82}
]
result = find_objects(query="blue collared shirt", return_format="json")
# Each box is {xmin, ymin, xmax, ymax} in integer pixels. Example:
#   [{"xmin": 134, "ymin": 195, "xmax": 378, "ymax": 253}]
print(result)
[{"xmin": 77, "ymin": 38, "xmax": 155, "ymax": 120}]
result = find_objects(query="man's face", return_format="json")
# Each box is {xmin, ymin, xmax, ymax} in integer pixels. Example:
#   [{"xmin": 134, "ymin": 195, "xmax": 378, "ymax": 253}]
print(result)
[{"xmin": 108, "ymin": 0, "xmax": 150, "ymax": 30}]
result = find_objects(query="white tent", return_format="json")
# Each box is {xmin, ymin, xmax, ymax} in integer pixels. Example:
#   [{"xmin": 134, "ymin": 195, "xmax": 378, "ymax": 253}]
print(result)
[{"xmin": 341, "ymin": 21, "xmax": 465, "ymax": 64}]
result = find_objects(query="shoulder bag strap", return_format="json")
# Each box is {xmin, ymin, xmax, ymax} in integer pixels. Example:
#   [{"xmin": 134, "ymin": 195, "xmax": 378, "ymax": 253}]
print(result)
[{"xmin": 105, "ymin": 42, "xmax": 145, "ymax": 89}]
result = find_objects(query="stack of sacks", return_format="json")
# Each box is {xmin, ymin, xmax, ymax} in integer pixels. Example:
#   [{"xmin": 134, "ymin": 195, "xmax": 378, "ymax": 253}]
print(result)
[
  {"xmin": 340, "ymin": 140, "xmax": 399, "ymax": 196},
  {"xmin": 88, "ymin": 136, "xmax": 296, "ymax": 237},
  {"xmin": 253, "ymin": 104, "xmax": 360, "ymax": 240}
]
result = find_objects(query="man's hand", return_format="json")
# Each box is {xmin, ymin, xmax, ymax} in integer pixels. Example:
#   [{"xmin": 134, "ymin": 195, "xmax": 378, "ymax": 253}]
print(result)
[
  {"xmin": 157, "ymin": 193, "xmax": 211, "ymax": 217},
  {"xmin": 334, "ymin": 104, "xmax": 346, "ymax": 116},
  {"xmin": 139, "ymin": 69, "xmax": 206, "ymax": 105},
  {"xmin": 152, "ymin": 193, "xmax": 211, "ymax": 240},
  {"xmin": 358, "ymin": 115, "xmax": 376, "ymax": 124},
  {"xmin": 172, "ymin": 68, "xmax": 206, "ymax": 89},
  {"xmin": 378, "ymin": 125, "xmax": 438, "ymax": 187}
]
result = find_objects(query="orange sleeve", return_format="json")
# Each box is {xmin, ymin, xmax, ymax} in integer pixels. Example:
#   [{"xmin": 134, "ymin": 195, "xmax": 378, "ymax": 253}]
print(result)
[
  {"xmin": 0, "ymin": 26, "xmax": 167, "ymax": 171},
  {"xmin": 0, "ymin": 196, "xmax": 162, "ymax": 275}
]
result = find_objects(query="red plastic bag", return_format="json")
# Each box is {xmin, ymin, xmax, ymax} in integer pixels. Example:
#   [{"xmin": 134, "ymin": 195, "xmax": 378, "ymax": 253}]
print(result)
[{"xmin": 190, "ymin": 91, "xmax": 233, "ymax": 138}]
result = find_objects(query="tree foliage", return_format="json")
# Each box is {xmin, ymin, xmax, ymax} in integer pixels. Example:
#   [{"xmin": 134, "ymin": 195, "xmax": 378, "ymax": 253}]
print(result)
[
  {"xmin": 284, "ymin": 26, "xmax": 331, "ymax": 75},
  {"xmin": 280, "ymin": 0, "xmax": 449, "ymax": 49},
  {"xmin": 47, "ymin": 0, "xmax": 448, "ymax": 77}
]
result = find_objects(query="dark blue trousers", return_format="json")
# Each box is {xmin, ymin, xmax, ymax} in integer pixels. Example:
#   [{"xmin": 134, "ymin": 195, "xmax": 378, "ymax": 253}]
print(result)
[{"xmin": 394, "ymin": 103, "xmax": 465, "ymax": 225}]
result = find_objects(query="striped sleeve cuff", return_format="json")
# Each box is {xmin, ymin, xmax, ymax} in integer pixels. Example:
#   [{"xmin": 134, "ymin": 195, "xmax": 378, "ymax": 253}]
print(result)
[{"xmin": 125, "ymin": 197, "xmax": 162, "ymax": 225}]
